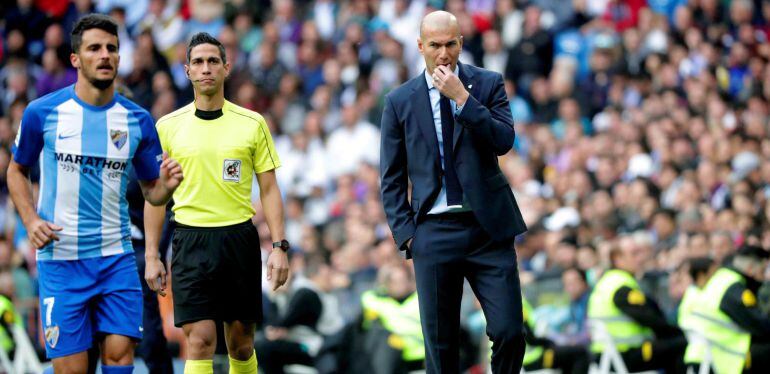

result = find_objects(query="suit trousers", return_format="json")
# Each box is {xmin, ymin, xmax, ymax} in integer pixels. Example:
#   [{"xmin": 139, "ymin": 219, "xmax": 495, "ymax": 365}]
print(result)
[{"xmin": 411, "ymin": 211, "xmax": 525, "ymax": 374}]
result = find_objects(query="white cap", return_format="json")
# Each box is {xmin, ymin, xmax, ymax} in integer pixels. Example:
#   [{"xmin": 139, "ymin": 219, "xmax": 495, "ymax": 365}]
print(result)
[
  {"xmin": 730, "ymin": 151, "xmax": 760, "ymax": 183},
  {"xmin": 627, "ymin": 153, "xmax": 655, "ymax": 179},
  {"xmin": 544, "ymin": 207, "xmax": 581, "ymax": 232}
]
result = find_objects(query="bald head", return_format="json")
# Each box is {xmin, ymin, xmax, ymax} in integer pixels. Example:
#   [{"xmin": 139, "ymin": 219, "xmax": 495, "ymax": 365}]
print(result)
[
  {"xmin": 418, "ymin": 11, "xmax": 463, "ymax": 73},
  {"xmin": 420, "ymin": 11, "xmax": 460, "ymax": 40}
]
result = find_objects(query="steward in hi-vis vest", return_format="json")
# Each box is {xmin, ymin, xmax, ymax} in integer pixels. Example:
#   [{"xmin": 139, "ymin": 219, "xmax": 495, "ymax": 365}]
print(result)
[
  {"xmin": 689, "ymin": 245, "xmax": 770, "ymax": 374},
  {"xmin": 588, "ymin": 237, "xmax": 687, "ymax": 373},
  {"xmin": 678, "ymin": 257, "xmax": 717, "ymax": 373},
  {"xmin": 360, "ymin": 263, "xmax": 425, "ymax": 373}
]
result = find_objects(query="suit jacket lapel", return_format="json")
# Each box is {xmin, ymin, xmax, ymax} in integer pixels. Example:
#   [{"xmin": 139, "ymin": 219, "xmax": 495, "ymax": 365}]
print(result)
[
  {"xmin": 453, "ymin": 62, "xmax": 475, "ymax": 152},
  {"xmin": 411, "ymin": 75, "xmax": 441, "ymax": 169}
]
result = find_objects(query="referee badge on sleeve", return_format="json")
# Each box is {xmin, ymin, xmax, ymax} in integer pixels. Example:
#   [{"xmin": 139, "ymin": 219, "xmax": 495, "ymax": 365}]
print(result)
[{"xmin": 223, "ymin": 159, "xmax": 242, "ymax": 182}]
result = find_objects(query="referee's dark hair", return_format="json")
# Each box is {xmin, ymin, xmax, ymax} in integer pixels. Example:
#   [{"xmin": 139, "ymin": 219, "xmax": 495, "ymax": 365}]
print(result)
[
  {"xmin": 187, "ymin": 32, "xmax": 227, "ymax": 64},
  {"xmin": 71, "ymin": 14, "xmax": 119, "ymax": 53}
]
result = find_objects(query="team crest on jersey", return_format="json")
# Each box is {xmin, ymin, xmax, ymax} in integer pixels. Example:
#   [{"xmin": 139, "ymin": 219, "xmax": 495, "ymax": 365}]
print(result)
[
  {"xmin": 110, "ymin": 130, "xmax": 128, "ymax": 150},
  {"xmin": 223, "ymin": 159, "xmax": 242, "ymax": 182},
  {"xmin": 45, "ymin": 325, "xmax": 59, "ymax": 348}
]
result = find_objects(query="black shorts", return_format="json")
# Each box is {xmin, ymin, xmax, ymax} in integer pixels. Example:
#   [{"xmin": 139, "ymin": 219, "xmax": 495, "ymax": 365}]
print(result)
[{"xmin": 171, "ymin": 219, "xmax": 262, "ymax": 327}]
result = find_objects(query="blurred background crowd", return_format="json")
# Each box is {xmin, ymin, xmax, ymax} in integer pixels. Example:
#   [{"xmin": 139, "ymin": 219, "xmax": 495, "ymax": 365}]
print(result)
[{"xmin": 2, "ymin": 0, "xmax": 770, "ymax": 372}]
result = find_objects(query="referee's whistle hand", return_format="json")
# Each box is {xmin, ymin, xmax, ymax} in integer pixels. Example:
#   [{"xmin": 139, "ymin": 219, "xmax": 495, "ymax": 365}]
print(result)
[
  {"xmin": 145, "ymin": 257, "xmax": 168, "ymax": 297},
  {"xmin": 267, "ymin": 250, "xmax": 290, "ymax": 291},
  {"xmin": 159, "ymin": 152, "xmax": 184, "ymax": 191}
]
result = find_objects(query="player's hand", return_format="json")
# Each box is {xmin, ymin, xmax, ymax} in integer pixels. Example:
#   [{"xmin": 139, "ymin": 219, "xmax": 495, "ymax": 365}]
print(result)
[
  {"xmin": 26, "ymin": 217, "xmax": 62, "ymax": 249},
  {"xmin": 267, "ymin": 249, "xmax": 289, "ymax": 291},
  {"xmin": 145, "ymin": 256, "xmax": 167, "ymax": 297},
  {"xmin": 159, "ymin": 152, "xmax": 183, "ymax": 191},
  {"xmin": 432, "ymin": 65, "xmax": 469, "ymax": 106}
]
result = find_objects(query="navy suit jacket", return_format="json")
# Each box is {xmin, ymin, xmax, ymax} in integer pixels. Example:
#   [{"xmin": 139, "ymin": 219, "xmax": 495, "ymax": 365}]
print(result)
[{"xmin": 380, "ymin": 62, "xmax": 527, "ymax": 257}]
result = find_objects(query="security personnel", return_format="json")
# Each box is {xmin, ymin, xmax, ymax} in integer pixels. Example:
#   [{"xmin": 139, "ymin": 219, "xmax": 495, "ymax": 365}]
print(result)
[
  {"xmin": 521, "ymin": 297, "xmax": 589, "ymax": 374},
  {"xmin": 0, "ymin": 294, "xmax": 20, "ymax": 356},
  {"xmin": 361, "ymin": 263, "xmax": 424, "ymax": 373},
  {"xmin": 587, "ymin": 237, "xmax": 686, "ymax": 373},
  {"xmin": 690, "ymin": 245, "xmax": 770, "ymax": 374},
  {"xmin": 678, "ymin": 257, "xmax": 716, "ymax": 373}
]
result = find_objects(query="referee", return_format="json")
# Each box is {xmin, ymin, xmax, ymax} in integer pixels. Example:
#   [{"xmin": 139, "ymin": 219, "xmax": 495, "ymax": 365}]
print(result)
[{"xmin": 144, "ymin": 32, "xmax": 290, "ymax": 374}]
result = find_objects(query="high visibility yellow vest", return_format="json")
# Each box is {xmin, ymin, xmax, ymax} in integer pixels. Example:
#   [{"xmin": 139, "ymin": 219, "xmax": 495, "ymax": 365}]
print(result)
[
  {"xmin": 679, "ymin": 285, "xmax": 707, "ymax": 365},
  {"xmin": 361, "ymin": 290, "xmax": 425, "ymax": 362},
  {"xmin": 587, "ymin": 269, "xmax": 653, "ymax": 353},
  {"xmin": 691, "ymin": 268, "xmax": 751, "ymax": 374},
  {"xmin": 0, "ymin": 296, "xmax": 19, "ymax": 353},
  {"xmin": 522, "ymin": 297, "xmax": 544, "ymax": 366}
]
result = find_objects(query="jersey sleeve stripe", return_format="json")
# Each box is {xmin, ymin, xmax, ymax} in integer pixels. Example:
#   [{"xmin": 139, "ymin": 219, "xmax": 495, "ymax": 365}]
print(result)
[{"xmin": 258, "ymin": 123, "xmax": 277, "ymax": 169}]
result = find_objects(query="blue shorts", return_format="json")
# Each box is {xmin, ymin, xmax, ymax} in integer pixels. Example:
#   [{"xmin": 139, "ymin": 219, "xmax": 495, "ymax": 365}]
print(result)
[{"xmin": 37, "ymin": 253, "xmax": 143, "ymax": 359}]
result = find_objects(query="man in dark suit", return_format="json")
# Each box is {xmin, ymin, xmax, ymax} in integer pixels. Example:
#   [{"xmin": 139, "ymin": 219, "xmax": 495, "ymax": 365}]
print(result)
[{"xmin": 379, "ymin": 10, "xmax": 527, "ymax": 374}]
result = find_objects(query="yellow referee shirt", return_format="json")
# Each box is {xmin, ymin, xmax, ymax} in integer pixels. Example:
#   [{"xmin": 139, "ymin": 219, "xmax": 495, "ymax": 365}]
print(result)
[{"xmin": 156, "ymin": 100, "xmax": 281, "ymax": 227}]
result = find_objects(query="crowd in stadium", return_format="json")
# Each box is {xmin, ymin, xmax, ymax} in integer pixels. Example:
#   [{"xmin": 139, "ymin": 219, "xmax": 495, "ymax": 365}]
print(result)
[{"xmin": 1, "ymin": 0, "xmax": 770, "ymax": 372}]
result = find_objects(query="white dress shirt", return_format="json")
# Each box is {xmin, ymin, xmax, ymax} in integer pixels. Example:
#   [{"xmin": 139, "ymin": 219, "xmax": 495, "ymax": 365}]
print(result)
[{"xmin": 423, "ymin": 66, "xmax": 470, "ymax": 214}]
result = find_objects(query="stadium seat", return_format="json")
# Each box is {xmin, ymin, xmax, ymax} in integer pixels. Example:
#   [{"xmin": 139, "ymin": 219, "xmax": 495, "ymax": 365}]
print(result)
[
  {"xmin": 683, "ymin": 330, "xmax": 714, "ymax": 374},
  {"xmin": 0, "ymin": 324, "xmax": 43, "ymax": 374},
  {"xmin": 588, "ymin": 320, "xmax": 656, "ymax": 374}
]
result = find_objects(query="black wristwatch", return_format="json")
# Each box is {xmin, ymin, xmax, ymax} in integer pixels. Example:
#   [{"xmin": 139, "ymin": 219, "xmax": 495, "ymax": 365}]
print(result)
[{"xmin": 272, "ymin": 239, "xmax": 290, "ymax": 252}]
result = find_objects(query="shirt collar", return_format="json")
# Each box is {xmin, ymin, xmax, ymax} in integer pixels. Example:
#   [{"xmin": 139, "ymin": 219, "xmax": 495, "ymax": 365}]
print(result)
[{"xmin": 424, "ymin": 64, "xmax": 461, "ymax": 90}]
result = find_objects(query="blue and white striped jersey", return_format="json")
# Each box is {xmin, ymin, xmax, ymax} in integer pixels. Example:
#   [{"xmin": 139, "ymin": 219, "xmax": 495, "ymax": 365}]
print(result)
[{"xmin": 12, "ymin": 85, "xmax": 162, "ymax": 261}]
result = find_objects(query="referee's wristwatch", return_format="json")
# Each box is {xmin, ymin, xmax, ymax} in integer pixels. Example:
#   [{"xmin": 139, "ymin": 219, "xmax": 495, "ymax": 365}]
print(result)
[{"xmin": 272, "ymin": 239, "xmax": 290, "ymax": 253}]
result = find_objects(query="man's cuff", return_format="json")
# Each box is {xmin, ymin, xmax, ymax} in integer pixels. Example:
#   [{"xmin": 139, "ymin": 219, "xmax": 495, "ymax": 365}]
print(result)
[
  {"xmin": 454, "ymin": 103, "xmax": 464, "ymax": 116},
  {"xmin": 393, "ymin": 222, "xmax": 416, "ymax": 252},
  {"xmin": 455, "ymin": 94, "xmax": 482, "ymax": 127},
  {"xmin": 398, "ymin": 248, "xmax": 412, "ymax": 260}
]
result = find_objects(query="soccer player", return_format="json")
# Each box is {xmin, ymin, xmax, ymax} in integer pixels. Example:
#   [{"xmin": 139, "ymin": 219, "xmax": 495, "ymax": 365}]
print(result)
[
  {"xmin": 7, "ymin": 14, "xmax": 183, "ymax": 374},
  {"xmin": 144, "ymin": 32, "xmax": 289, "ymax": 374}
]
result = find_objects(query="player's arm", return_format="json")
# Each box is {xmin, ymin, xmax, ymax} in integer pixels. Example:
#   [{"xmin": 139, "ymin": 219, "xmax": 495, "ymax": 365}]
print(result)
[
  {"xmin": 8, "ymin": 107, "xmax": 61, "ymax": 249},
  {"xmin": 257, "ymin": 170, "xmax": 289, "ymax": 291},
  {"xmin": 138, "ymin": 152, "xmax": 183, "ymax": 206},
  {"xmin": 135, "ymin": 116, "xmax": 182, "ymax": 206},
  {"xmin": 253, "ymin": 117, "xmax": 289, "ymax": 290},
  {"xmin": 143, "ymin": 201, "xmax": 167, "ymax": 296},
  {"xmin": 8, "ymin": 161, "xmax": 62, "ymax": 249}
]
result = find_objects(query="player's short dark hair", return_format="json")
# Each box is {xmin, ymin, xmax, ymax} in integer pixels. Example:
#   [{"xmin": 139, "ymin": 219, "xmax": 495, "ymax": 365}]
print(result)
[
  {"xmin": 187, "ymin": 32, "xmax": 227, "ymax": 64},
  {"xmin": 71, "ymin": 14, "xmax": 119, "ymax": 53}
]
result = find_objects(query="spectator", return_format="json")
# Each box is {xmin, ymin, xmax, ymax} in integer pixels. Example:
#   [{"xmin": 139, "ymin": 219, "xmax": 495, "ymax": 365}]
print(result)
[
  {"xmin": 135, "ymin": 0, "xmax": 184, "ymax": 57},
  {"xmin": 326, "ymin": 99, "xmax": 380, "ymax": 179},
  {"xmin": 4, "ymin": 0, "xmax": 49, "ymax": 54},
  {"xmin": 505, "ymin": 5, "xmax": 554, "ymax": 91},
  {"xmin": 558, "ymin": 267, "xmax": 591, "ymax": 345},
  {"xmin": 34, "ymin": 48, "xmax": 77, "ymax": 97},
  {"xmin": 258, "ymin": 254, "xmax": 344, "ymax": 374}
]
